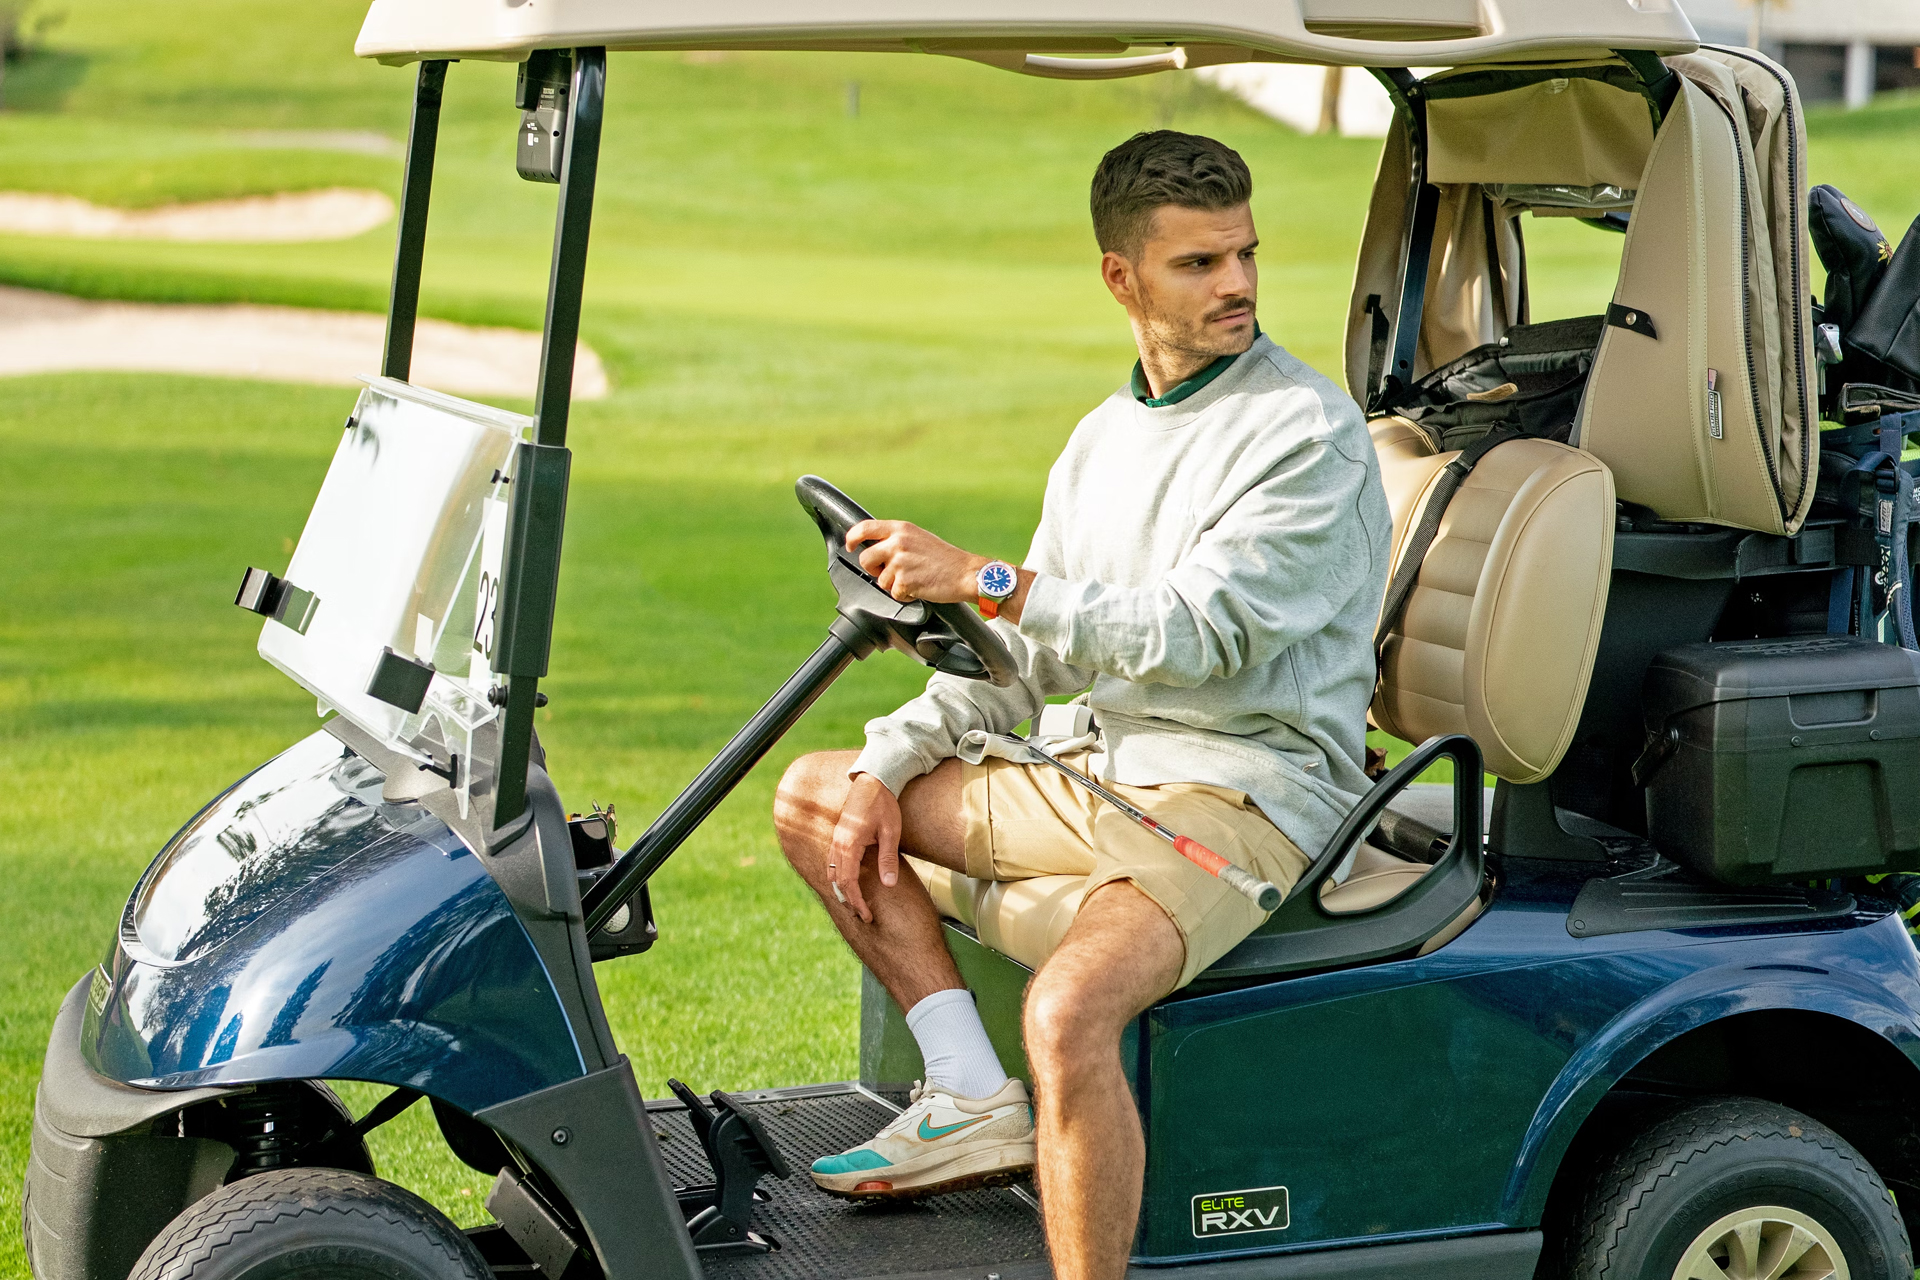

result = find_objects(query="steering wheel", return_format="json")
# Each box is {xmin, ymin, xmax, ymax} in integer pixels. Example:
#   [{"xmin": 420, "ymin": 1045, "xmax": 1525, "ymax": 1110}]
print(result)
[{"xmin": 795, "ymin": 475, "xmax": 1018, "ymax": 687}]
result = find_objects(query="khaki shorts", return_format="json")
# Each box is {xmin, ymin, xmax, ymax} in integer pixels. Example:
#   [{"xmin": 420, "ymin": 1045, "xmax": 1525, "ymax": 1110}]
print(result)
[{"xmin": 960, "ymin": 752, "xmax": 1309, "ymax": 989}]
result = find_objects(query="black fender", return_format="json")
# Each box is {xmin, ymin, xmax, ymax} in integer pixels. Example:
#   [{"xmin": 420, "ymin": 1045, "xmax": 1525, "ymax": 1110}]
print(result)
[
  {"xmin": 24, "ymin": 976, "xmax": 376, "ymax": 1280},
  {"xmin": 25, "ymin": 977, "xmax": 240, "ymax": 1280}
]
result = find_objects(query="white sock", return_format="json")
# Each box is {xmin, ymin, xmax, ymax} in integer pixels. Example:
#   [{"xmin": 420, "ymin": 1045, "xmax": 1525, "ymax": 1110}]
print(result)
[{"xmin": 904, "ymin": 988, "xmax": 1010, "ymax": 1101}]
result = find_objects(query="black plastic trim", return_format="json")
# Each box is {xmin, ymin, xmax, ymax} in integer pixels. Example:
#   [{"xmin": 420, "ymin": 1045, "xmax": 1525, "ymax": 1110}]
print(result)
[
  {"xmin": 1124, "ymin": 1230, "xmax": 1541, "ymax": 1278},
  {"xmin": 1605, "ymin": 302, "xmax": 1657, "ymax": 340},
  {"xmin": 1361, "ymin": 68, "xmax": 1430, "ymax": 415},
  {"xmin": 851, "ymin": 1229, "xmax": 1542, "ymax": 1280},
  {"xmin": 493, "ymin": 45, "xmax": 604, "ymax": 828},
  {"xmin": 1567, "ymin": 863, "xmax": 1856, "ymax": 938},
  {"xmin": 477, "ymin": 1057, "xmax": 701, "ymax": 1280},
  {"xmin": 1612, "ymin": 528, "xmax": 1841, "ymax": 581},
  {"xmin": 365, "ymin": 646, "xmax": 435, "ymax": 713},
  {"xmin": 1202, "ymin": 736, "xmax": 1485, "ymax": 983},
  {"xmin": 23, "ymin": 978, "xmax": 243, "ymax": 1280}
]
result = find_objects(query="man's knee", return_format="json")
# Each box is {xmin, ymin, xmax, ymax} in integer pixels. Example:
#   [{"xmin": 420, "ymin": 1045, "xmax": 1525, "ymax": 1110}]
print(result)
[
  {"xmin": 1022, "ymin": 965, "xmax": 1123, "ymax": 1078},
  {"xmin": 1023, "ymin": 884, "xmax": 1184, "ymax": 1077},
  {"xmin": 773, "ymin": 751, "xmax": 854, "ymax": 858}
]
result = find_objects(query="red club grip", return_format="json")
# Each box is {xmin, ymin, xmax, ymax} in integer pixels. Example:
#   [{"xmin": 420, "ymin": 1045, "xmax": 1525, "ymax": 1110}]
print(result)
[
  {"xmin": 1174, "ymin": 835, "xmax": 1230, "ymax": 876},
  {"xmin": 1175, "ymin": 835, "xmax": 1283, "ymax": 911}
]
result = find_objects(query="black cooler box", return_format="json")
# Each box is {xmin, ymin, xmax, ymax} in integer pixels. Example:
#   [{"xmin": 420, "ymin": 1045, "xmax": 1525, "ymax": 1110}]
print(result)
[{"xmin": 1641, "ymin": 637, "xmax": 1920, "ymax": 883}]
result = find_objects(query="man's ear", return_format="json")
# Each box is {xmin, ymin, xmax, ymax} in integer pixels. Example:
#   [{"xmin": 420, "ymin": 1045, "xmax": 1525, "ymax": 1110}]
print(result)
[{"xmin": 1101, "ymin": 249, "xmax": 1138, "ymax": 309}]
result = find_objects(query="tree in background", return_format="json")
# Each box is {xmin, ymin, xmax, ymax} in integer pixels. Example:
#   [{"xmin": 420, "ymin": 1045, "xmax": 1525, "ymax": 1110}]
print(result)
[{"xmin": 0, "ymin": 1, "xmax": 65, "ymax": 110}]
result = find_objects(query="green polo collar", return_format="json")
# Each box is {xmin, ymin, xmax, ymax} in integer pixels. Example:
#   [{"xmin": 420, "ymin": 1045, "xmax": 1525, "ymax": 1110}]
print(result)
[{"xmin": 1130, "ymin": 324, "xmax": 1263, "ymax": 407}]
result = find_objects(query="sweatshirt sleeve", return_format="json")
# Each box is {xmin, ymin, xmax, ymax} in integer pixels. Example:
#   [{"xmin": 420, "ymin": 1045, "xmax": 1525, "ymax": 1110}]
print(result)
[
  {"xmin": 850, "ymin": 500, "xmax": 1094, "ymax": 795},
  {"xmin": 1016, "ymin": 435, "xmax": 1376, "ymax": 690}
]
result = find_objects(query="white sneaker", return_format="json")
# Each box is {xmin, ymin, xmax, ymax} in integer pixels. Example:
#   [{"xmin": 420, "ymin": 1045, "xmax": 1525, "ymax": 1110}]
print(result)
[{"xmin": 810, "ymin": 1078, "xmax": 1035, "ymax": 1201}]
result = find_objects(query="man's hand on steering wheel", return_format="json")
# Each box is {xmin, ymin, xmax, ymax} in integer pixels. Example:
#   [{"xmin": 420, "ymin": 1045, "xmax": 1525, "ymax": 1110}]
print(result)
[
  {"xmin": 845, "ymin": 519, "xmax": 1031, "ymax": 620},
  {"xmin": 828, "ymin": 773, "xmax": 902, "ymax": 923}
]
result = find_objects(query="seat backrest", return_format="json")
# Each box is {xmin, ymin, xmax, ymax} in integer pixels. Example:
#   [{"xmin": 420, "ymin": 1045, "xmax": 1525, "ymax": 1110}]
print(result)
[
  {"xmin": 1576, "ymin": 48, "xmax": 1815, "ymax": 535},
  {"xmin": 1370, "ymin": 417, "xmax": 1615, "ymax": 784}
]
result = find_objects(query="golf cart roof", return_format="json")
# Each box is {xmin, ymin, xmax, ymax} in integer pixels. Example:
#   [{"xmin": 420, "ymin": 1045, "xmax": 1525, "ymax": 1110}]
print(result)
[{"xmin": 355, "ymin": 0, "xmax": 1699, "ymax": 70}]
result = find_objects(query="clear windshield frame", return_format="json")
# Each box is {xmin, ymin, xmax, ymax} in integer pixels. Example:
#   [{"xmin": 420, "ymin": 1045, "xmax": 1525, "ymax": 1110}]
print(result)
[{"xmin": 257, "ymin": 377, "xmax": 531, "ymax": 815}]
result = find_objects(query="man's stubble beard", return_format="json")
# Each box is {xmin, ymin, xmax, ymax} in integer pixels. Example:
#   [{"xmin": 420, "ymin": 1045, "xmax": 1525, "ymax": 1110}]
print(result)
[{"xmin": 1134, "ymin": 276, "xmax": 1258, "ymax": 369}]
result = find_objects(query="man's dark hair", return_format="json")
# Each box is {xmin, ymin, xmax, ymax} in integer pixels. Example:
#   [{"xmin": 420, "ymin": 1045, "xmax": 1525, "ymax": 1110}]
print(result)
[{"xmin": 1090, "ymin": 130, "xmax": 1252, "ymax": 259}]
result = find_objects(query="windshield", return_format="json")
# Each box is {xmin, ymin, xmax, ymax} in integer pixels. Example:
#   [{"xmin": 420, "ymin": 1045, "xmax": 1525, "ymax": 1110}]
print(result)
[{"xmin": 257, "ymin": 377, "xmax": 529, "ymax": 815}]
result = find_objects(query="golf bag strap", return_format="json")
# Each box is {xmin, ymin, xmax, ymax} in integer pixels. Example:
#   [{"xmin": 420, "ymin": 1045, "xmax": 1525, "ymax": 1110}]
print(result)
[
  {"xmin": 1850, "ymin": 419, "xmax": 1920, "ymax": 650},
  {"xmin": 1363, "ymin": 294, "xmax": 1391, "ymax": 414},
  {"xmin": 1373, "ymin": 425, "xmax": 1525, "ymax": 658}
]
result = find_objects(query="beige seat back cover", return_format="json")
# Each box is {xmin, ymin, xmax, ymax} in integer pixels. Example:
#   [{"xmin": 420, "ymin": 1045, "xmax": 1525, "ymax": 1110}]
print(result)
[{"xmin": 1577, "ymin": 48, "xmax": 1814, "ymax": 535}]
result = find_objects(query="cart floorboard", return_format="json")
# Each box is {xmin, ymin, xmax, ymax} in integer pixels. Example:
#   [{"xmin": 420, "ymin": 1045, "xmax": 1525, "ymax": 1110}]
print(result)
[{"xmin": 645, "ymin": 1084, "xmax": 1048, "ymax": 1280}]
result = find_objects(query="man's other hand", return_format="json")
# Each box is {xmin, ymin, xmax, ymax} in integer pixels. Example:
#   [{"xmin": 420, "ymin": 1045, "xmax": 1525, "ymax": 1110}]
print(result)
[
  {"xmin": 830, "ymin": 773, "xmax": 903, "ymax": 923},
  {"xmin": 845, "ymin": 520, "xmax": 986, "ymax": 605}
]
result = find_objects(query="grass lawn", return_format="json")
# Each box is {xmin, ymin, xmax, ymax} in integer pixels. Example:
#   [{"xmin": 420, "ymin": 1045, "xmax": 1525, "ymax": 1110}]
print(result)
[{"xmin": 0, "ymin": 4, "xmax": 1914, "ymax": 1271}]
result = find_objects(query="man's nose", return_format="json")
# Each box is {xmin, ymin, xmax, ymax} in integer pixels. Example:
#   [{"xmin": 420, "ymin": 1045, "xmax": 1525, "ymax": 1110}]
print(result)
[{"xmin": 1218, "ymin": 256, "xmax": 1254, "ymax": 297}]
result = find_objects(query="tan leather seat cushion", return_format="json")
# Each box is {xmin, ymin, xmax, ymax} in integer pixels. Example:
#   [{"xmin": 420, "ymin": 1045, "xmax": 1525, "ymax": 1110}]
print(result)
[
  {"xmin": 1370, "ymin": 420, "xmax": 1615, "ymax": 784},
  {"xmin": 908, "ymin": 848, "xmax": 1483, "ymax": 975}
]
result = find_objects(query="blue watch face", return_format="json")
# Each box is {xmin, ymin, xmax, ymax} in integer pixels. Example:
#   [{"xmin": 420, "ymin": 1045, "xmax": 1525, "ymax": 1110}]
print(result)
[{"xmin": 979, "ymin": 562, "xmax": 1016, "ymax": 598}]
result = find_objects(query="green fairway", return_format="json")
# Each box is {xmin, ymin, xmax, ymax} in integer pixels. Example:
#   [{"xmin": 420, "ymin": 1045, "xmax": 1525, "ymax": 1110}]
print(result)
[{"xmin": 1, "ymin": 4, "xmax": 1915, "ymax": 1271}]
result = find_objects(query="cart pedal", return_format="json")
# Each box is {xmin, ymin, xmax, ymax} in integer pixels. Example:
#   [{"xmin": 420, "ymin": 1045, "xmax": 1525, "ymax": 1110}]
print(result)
[{"xmin": 666, "ymin": 1080, "xmax": 790, "ymax": 1253}]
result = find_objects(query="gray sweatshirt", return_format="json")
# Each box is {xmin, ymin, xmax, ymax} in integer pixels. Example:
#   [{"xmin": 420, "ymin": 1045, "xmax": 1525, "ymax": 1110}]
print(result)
[{"xmin": 851, "ymin": 333, "xmax": 1391, "ymax": 860}]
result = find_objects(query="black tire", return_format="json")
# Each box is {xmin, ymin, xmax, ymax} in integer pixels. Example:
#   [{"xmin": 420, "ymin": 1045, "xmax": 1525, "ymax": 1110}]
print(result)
[
  {"xmin": 1563, "ymin": 1096, "xmax": 1910, "ymax": 1280},
  {"xmin": 127, "ymin": 1167, "xmax": 490, "ymax": 1280}
]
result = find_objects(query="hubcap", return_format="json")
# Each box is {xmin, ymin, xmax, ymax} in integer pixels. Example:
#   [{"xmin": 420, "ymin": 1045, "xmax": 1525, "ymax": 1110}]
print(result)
[{"xmin": 1670, "ymin": 1205, "xmax": 1849, "ymax": 1280}]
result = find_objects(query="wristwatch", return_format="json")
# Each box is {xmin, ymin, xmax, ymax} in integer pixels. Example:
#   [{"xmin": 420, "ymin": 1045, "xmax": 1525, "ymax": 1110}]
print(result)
[{"xmin": 976, "ymin": 560, "xmax": 1018, "ymax": 619}]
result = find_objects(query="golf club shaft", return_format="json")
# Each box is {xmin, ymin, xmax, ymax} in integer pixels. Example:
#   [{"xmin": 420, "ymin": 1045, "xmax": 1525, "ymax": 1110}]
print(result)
[{"xmin": 1023, "ymin": 744, "xmax": 1282, "ymax": 912}]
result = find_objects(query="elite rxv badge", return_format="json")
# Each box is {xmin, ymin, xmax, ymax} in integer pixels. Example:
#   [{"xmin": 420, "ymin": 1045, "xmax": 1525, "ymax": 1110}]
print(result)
[{"xmin": 1191, "ymin": 1186, "xmax": 1289, "ymax": 1238}]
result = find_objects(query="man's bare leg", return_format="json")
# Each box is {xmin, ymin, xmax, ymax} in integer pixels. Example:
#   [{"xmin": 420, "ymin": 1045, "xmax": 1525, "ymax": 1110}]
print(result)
[
  {"xmin": 1023, "ymin": 882, "xmax": 1185, "ymax": 1280},
  {"xmin": 773, "ymin": 751, "xmax": 969, "ymax": 1013}
]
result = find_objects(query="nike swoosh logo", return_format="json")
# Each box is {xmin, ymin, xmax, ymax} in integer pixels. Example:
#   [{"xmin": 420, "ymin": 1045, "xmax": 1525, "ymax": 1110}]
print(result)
[{"xmin": 918, "ymin": 1113, "xmax": 990, "ymax": 1142}]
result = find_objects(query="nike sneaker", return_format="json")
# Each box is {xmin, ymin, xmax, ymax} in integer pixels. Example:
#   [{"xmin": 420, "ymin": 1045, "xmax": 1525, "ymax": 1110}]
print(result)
[{"xmin": 810, "ymin": 1078, "xmax": 1035, "ymax": 1201}]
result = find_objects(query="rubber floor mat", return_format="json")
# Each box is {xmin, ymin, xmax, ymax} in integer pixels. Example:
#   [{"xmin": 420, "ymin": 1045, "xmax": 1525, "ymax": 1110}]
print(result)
[{"xmin": 646, "ymin": 1084, "xmax": 1047, "ymax": 1280}]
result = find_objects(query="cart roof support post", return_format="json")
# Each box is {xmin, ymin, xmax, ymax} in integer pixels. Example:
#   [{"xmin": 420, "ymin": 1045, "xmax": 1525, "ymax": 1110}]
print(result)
[
  {"xmin": 382, "ymin": 59, "xmax": 447, "ymax": 382},
  {"xmin": 493, "ymin": 46, "xmax": 606, "ymax": 828},
  {"xmin": 531, "ymin": 47, "xmax": 605, "ymax": 452}
]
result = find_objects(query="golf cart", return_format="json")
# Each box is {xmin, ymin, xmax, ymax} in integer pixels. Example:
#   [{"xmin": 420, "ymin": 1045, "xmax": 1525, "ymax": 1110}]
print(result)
[{"xmin": 26, "ymin": 1, "xmax": 1920, "ymax": 1277}]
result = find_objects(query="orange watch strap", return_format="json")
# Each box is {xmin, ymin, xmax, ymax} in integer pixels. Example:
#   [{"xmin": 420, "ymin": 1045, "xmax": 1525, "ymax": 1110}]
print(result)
[{"xmin": 978, "ymin": 595, "xmax": 1000, "ymax": 619}]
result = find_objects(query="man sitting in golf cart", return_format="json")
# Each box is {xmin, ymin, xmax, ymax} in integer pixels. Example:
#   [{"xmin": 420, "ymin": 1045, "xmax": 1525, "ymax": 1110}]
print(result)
[{"xmin": 775, "ymin": 130, "xmax": 1390, "ymax": 1280}]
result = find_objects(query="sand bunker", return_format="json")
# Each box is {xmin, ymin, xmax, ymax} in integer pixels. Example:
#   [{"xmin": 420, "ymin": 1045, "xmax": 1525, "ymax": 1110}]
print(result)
[
  {"xmin": 0, "ymin": 285, "xmax": 608, "ymax": 400},
  {"xmin": 0, "ymin": 189, "xmax": 395, "ymax": 242},
  {"xmin": 228, "ymin": 130, "xmax": 404, "ymax": 158}
]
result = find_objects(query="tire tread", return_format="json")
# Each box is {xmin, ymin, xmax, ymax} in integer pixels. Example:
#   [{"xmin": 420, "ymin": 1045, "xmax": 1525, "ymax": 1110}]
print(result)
[
  {"xmin": 130, "ymin": 1167, "xmax": 488, "ymax": 1280},
  {"xmin": 1565, "ymin": 1097, "xmax": 1908, "ymax": 1280}
]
